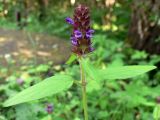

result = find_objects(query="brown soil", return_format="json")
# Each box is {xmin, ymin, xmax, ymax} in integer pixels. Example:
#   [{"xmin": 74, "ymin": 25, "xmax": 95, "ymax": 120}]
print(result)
[{"xmin": 0, "ymin": 28, "xmax": 71, "ymax": 66}]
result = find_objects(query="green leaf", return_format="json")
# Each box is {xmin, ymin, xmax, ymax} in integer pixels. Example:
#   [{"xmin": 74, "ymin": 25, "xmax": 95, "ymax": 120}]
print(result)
[
  {"xmin": 66, "ymin": 54, "xmax": 77, "ymax": 65},
  {"xmin": 80, "ymin": 58, "xmax": 101, "ymax": 81},
  {"xmin": 99, "ymin": 66, "xmax": 156, "ymax": 80},
  {"xmin": 81, "ymin": 58, "xmax": 156, "ymax": 80},
  {"xmin": 87, "ymin": 78, "xmax": 101, "ymax": 93},
  {"xmin": 3, "ymin": 74, "xmax": 74, "ymax": 107},
  {"xmin": 153, "ymin": 105, "xmax": 160, "ymax": 119},
  {"xmin": 36, "ymin": 64, "xmax": 50, "ymax": 72}
]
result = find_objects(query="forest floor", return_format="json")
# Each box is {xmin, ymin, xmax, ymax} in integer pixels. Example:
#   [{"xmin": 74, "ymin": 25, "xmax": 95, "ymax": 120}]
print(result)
[{"xmin": 0, "ymin": 28, "xmax": 70, "ymax": 66}]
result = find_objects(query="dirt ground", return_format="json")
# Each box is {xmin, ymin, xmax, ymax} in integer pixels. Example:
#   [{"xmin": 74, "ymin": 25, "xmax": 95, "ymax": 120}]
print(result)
[{"xmin": 0, "ymin": 28, "xmax": 71, "ymax": 66}]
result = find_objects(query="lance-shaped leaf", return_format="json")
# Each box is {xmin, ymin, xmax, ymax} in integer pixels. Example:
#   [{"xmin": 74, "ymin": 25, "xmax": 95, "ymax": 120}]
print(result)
[
  {"xmin": 99, "ymin": 66, "xmax": 156, "ymax": 80},
  {"xmin": 81, "ymin": 58, "xmax": 156, "ymax": 80},
  {"xmin": 3, "ymin": 74, "xmax": 74, "ymax": 107}
]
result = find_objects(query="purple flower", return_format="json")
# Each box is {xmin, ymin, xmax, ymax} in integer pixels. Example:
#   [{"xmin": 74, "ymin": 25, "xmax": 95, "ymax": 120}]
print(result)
[
  {"xmin": 16, "ymin": 78, "xmax": 24, "ymax": 85},
  {"xmin": 46, "ymin": 104, "xmax": 54, "ymax": 114},
  {"xmin": 65, "ymin": 17, "xmax": 74, "ymax": 25},
  {"xmin": 74, "ymin": 30, "xmax": 82, "ymax": 38},
  {"xmin": 88, "ymin": 29, "xmax": 95, "ymax": 34},
  {"xmin": 71, "ymin": 37, "xmax": 78, "ymax": 46},
  {"xmin": 89, "ymin": 47, "xmax": 94, "ymax": 52},
  {"xmin": 86, "ymin": 29, "xmax": 95, "ymax": 38}
]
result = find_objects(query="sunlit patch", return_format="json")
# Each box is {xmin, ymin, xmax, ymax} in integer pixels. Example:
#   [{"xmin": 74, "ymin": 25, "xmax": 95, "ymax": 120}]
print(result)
[
  {"xmin": 19, "ymin": 48, "xmax": 33, "ymax": 58},
  {"xmin": 37, "ymin": 51, "xmax": 51, "ymax": 57},
  {"xmin": 0, "ymin": 37, "xmax": 7, "ymax": 42}
]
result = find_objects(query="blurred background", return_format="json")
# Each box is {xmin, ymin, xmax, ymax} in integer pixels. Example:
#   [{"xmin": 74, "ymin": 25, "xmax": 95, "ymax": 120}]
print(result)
[{"xmin": 0, "ymin": 0, "xmax": 160, "ymax": 120}]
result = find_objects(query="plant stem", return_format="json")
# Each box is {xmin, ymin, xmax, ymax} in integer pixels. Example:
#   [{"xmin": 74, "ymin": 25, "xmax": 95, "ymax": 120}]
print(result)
[{"xmin": 80, "ymin": 58, "xmax": 89, "ymax": 120}]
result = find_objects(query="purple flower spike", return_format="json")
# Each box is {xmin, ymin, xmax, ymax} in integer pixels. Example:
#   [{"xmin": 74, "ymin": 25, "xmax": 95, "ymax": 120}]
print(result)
[
  {"xmin": 66, "ymin": 5, "xmax": 95, "ymax": 55},
  {"xmin": 46, "ymin": 104, "xmax": 54, "ymax": 114},
  {"xmin": 74, "ymin": 30, "xmax": 82, "ymax": 38},
  {"xmin": 65, "ymin": 17, "xmax": 74, "ymax": 25}
]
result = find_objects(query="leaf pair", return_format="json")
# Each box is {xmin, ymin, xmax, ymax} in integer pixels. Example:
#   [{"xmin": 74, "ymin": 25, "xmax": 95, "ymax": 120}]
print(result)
[{"xmin": 3, "ymin": 57, "xmax": 156, "ymax": 107}]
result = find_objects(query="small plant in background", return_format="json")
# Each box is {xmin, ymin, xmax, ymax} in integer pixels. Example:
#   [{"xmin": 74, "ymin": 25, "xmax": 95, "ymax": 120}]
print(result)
[
  {"xmin": 3, "ymin": 4, "xmax": 156, "ymax": 120},
  {"xmin": 16, "ymin": 78, "xmax": 24, "ymax": 86},
  {"xmin": 46, "ymin": 103, "xmax": 54, "ymax": 114}
]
